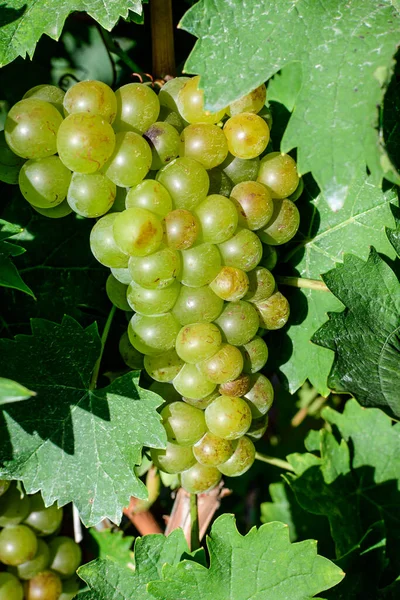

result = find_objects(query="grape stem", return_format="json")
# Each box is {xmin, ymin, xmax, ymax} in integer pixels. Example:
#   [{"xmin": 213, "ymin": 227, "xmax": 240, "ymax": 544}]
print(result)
[
  {"xmin": 190, "ymin": 493, "xmax": 200, "ymax": 551},
  {"xmin": 255, "ymin": 452, "xmax": 295, "ymax": 472},
  {"xmin": 276, "ymin": 275, "xmax": 329, "ymax": 292},
  {"xmin": 98, "ymin": 27, "xmax": 140, "ymax": 74},
  {"xmin": 150, "ymin": 0, "xmax": 176, "ymax": 78},
  {"xmin": 89, "ymin": 305, "xmax": 116, "ymax": 391}
]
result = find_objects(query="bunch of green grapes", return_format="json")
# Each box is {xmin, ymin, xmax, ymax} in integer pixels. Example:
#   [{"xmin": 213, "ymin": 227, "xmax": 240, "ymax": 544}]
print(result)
[{"xmin": 0, "ymin": 482, "xmax": 81, "ymax": 600}]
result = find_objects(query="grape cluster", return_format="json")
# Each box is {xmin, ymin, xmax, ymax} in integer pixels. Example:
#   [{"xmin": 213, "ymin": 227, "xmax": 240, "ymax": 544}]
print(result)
[
  {"xmin": 4, "ymin": 76, "xmax": 301, "ymax": 494},
  {"xmin": 0, "ymin": 481, "xmax": 81, "ymax": 600}
]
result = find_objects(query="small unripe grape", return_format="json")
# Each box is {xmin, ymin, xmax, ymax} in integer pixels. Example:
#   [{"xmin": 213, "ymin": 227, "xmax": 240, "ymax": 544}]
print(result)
[
  {"xmin": 260, "ymin": 245, "xmax": 278, "ymax": 271},
  {"xmin": 218, "ymin": 228, "xmax": 262, "ymax": 272},
  {"xmin": 156, "ymin": 157, "xmax": 209, "ymax": 210},
  {"xmin": 161, "ymin": 401, "xmax": 207, "ymax": 446},
  {"xmin": 128, "ymin": 313, "xmax": 180, "ymax": 355},
  {"xmin": 127, "ymin": 279, "xmax": 180, "ymax": 315},
  {"xmin": 90, "ymin": 213, "xmax": 129, "ymax": 268},
  {"xmin": 289, "ymin": 177, "xmax": 304, "ymax": 202},
  {"xmin": 48, "ymin": 537, "xmax": 82, "ymax": 579},
  {"xmin": 0, "ymin": 572, "xmax": 23, "ymax": 600},
  {"xmin": 195, "ymin": 194, "xmax": 238, "ymax": 244},
  {"xmin": 23, "ymin": 85, "xmax": 65, "ymax": 114},
  {"xmin": 32, "ymin": 200, "xmax": 73, "ymax": 219},
  {"xmin": 244, "ymin": 374, "xmax": 274, "ymax": 418},
  {"xmin": 227, "ymin": 84, "xmax": 266, "ymax": 116},
  {"xmin": 198, "ymin": 343, "xmax": 243, "ymax": 384},
  {"xmin": 193, "ymin": 432, "xmax": 235, "ymax": 467},
  {"xmin": 113, "ymin": 207, "xmax": 163, "ymax": 257},
  {"xmin": 222, "ymin": 154, "xmax": 260, "ymax": 185},
  {"xmin": 159, "ymin": 77, "xmax": 191, "ymax": 113},
  {"xmin": 180, "ymin": 123, "xmax": 228, "ymax": 169},
  {"xmin": 256, "ymin": 292, "xmax": 290, "ymax": 330},
  {"xmin": 205, "ymin": 395, "xmax": 252, "ymax": 440},
  {"xmin": 164, "ymin": 209, "xmax": 199, "ymax": 250},
  {"xmin": 67, "ymin": 172, "xmax": 116, "ymax": 218},
  {"xmin": 180, "ymin": 243, "xmax": 221, "ymax": 287},
  {"xmin": 19, "ymin": 157, "xmax": 71, "ymax": 208},
  {"xmin": 59, "ymin": 577, "xmax": 80, "ymax": 600},
  {"xmin": 106, "ymin": 274, "xmax": 131, "ymax": 311},
  {"xmin": 257, "ymin": 152, "xmax": 299, "ymax": 199},
  {"xmin": 144, "ymin": 349, "xmax": 184, "ymax": 382},
  {"xmin": 129, "ymin": 246, "xmax": 181, "ymax": 289},
  {"xmin": 114, "ymin": 83, "xmax": 160, "ymax": 133},
  {"xmin": 172, "ymin": 285, "xmax": 223, "ymax": 325},
  {"xmin": 144, "ymin": 121, "xmax": 180, "ymax": 170},
  {"xmin": 151, "ymin": 442, "xmax": 196, "ymax": 474},
  {"xmin": 207, "ymin": 167, "xmax": 233, "ymax": 197},
  {"xmin": 111, "ymin": 266, "xmax": 131, "ymax": 284},
  {"xmin": 23, "ymin": 494, "xmax": 63, "ymax": 537},
  {"xmin": 219, "ymin": 373, "xmax": 251, "ymax": 397},
  {"xmin": 230, "ymin": 181, "xmax": 273, "ymax": 230},
  {"xmin": 257, "ymin": 198, "xmax": 300, "ymax": 245},
  {"xmin": 244, "ymin": 267, "xmax": 275, "ymax": 303},
  {"xmin": 173, "ymin": 363, "xmax": 216, "ymax": 400},
  {"xmin": 177, "ymin": 76, "xmax": 226, "ymax": 125},
  {"xmin": 63, "ymin": 80, "xmax": 117, "ymax": 123},
  {"xmin": 176, "ymin": 322, "xmax": 222, "ymax": 364},
  {"xmin": 24, "ymin": 571, "xmax": 62, "ymax": 600},
  {"xmin": 119, "ymin": 331, "xmax": 143, "ymax": 370},
  {"xmin": 126, "ymin": 180, "xmax": 172, "ymax": 218},
  {"xmin": 180, "ymin": 462, "xmax": 222, "ymax": 494},
  {"xmin": 241, "ymin": 336, "xmax": 269, "ymax": 374},
  {"xmin": 218, "ymin": 436, "xmax": 255, "ymax": 477},
  {"xmin": 182, "ymin": 390, "xmax": 220, "ymax": 410},
  {"xmin": 223, "ymin": 113, "xmax": 270, "ymax": 159},
  {"xmin": 10, "ymin": 538, "xmax": 50, "ymax": 580},
  {"xmin": 209, "ymin": 266, "xmax": 249, "ymax": 301},
  {"xmin": 0, "ymin": 484, "xmax": 31, "ymax": 526},
  {"xmin": 247, "ymin": 415, "xmax": 269, "ymax": 440},
  {"xmin": 0, "ymin": 525, "xmax": 38, "ymax": 566},
  {"xmin": 0, "ymin": 480, "xmax": 10, "ymax": 496},
  {"xmin": 104, "ymin": 132, "xmax": 152, "ymax": 187},
  {"xmin": 158, "ymin": 105, "xmax": 186, "ymax": 133},
  {"xmin": 215, "ymin": 301, "xmax": 259, "ymax": 346}
]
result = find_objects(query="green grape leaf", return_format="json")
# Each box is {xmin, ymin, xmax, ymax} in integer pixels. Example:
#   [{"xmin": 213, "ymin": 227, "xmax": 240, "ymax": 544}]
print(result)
[
  {"xmin": 0, "ymin": 0, "xmax": 143, "ymax": 67},
  {"xmin": 0, "ymin": 377, "xmax": 35, "ymax": 405},
  {"xmin": 0, "ymin": 217, "xmax": 33, "ymax": 297},
  {"xmin": 180, "ymin": 0, "xmax": 400, "ymax": 207},
  {"xmin": 0, "ymin": 316, "xmax": 167, "ymax": 527},
  {"xmin": 149, "ymin": 514, "xmax": 344, "ymax": 600},
  {"xmin": 89, "ymin": 528, "xmax": 134, "ymax": 569}
]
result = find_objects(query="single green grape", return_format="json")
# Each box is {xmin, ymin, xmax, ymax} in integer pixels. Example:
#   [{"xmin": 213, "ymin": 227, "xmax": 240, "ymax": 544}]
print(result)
[
  {"xmin": 0, "ymin": 572, "xmax": 23, "ymax": 600},
  {"xmin": 218, "ymin": 436, "xmax": 255, "ymax": 477},
  {"xmin": 63, "ymin": 80, "xmax": 117, "ymax": 123},
  {"xmin": 173, "ymin": 363, "xmax": 216, "ymax": 400},
  {"xmin": 180, "ymin": 462, "xmax": 222, "ymax": 494},
  {"xmin": 195, "ymin": 194, "xmax": 238, "ymax": 244},
  {"xmin": 218, "ymin": 228, "xmax": 262, "ymax": 272},
  {"xmin": 0, "ymin": 484, "xmax": 31, "ymax": 526},
  {"xmin": 106, "ymin": 274, "xmax": 131, "ymax": 311},
  {"xmin": 227, "ymin": 84, "xmax": 266, "ymax": 116},
  {"xmin": 32, "ymin": 200, "xmax": 73, "ymax": 219},
  {"xmin": 127, "ymin": 279, "xmax": 180, "ymax": 315},
  {"xmin": 219, "ymin": 373, "xmax": 251, "ymax": 397},
  {"xmin": 151, "ymin": 442, "xmax": 196, "ymax": 474},
  {"xmin": 19, "ymin": 156, "xmax": 71, "ymax": 209},
  {"xmin": 158, "ymin": 105, "xmax": 187, "ymax": 133},
  {"xmin": 126, "ymin": 180, "xmax": 172, "ymax": 218},
  {"xmin": 182, "ymin": 390, "xmax": 219, "ymax": 410},
  {"xmin": 104, "ymin": 131, "xmax": 152, "ymax": 187},
  {"xmin": 161, "ymin": 401, "xmax": 207, "ymax": 446},
  {"xmin": 164, "ymin": 209, "xmax": 199, "ymax": 250},
  {"xmin": 119, "ymin": 331, "xmax": 144, "ymax": 370},
  {"xmin": 24, "ymin": 571, "xmax": 62, "ymax": 600},
  {"xmin": 255, "ymin": 292, "xmax": 290, "ymax": 330},
  {"xmin": 113, "ymin": 207, "xmax": 163, "ymax": 257},
  {"xmin": 23, "ymin": 85, "xmax": 65, "ymax": 114},
  {"xmin": 67, "ymin": 171, "xmax": 116, "ymax": 218},
  {"xmin": 144, "ymin": 348, "xmax": 184, "ymax": 382},
  {"xmin": 10, "ymin": 538, "xmax": 50, "ymax": 580},
  {"xmin": 241, "ymin": 336, "xmax": 269, "ymax": 374},
  {"xmin": 111, "ymin": 266, "xmax": 131, "ymax": 285},
  {"xmin": 223, "ymin": 113, "xmax": 270, "ymax": 159},
  {"xmin": 193, "ymin": 432, "xmax": 234, "ymax": 467},
  {"xmin": 257, "ymin": 198, "xmax": 300, "ymax": 245},
  {"xmin": 144, "ymin": 121, "xmax": 181, "ymax": 170},
  {"xmin": 175, "ymin": 322, "xmax": 222, "ymax": 364},
  {"xmin": 0, "ymin": 131, "xmax": 25, "ymax": 184},
  {"xmin": 289, "ymin": 177, "xmax": 304, "ymax": 202},
  {"xmin": 159, "ymin": 77, "xmax": 190, "ymax": 113},
  {"xmin": 209, "ymin": 266, "xmax": 249, "ymax": 301},
  {"xmin": 5, "ymin": 99, "xmax": 62, "ymax": 158},
  {"xmin": 0, "ymin": 525, "xmax": 38, "ymax": 566},
  {"xmin": 172, "ymin": 285, "xmax": 223, "ymax": 325},
  {"xmin": 222, "ymin": 154, "xmax": 259, "ymax": 185},
  {"xmin": 156, "ymin": 157, "xmax": 209, "ymax": 210},
  {"xmin": 23, "ymin": 494, "xmax": 63, "ymax": 537},
  {"xmin": 247, "ymin": 415, "xmax": 268, "ymax": 440},
  {"xmin": 244, "ymin": 267, "xmax": 275, "ymax": 303},
  {"xmin": 0, "ymin": 480, "xmax": 10, "ymax": 496},
  {"xmin": 48, "ymin": 537, "xmax": 82, "ymax": 579},
  {"xmin": 230, "ymin": 181, "xmax": 273, "ymax": 230},
  {"xmin": 89, "ymin": 213, "xmax": 129, "ymax": 268},
  {"xmin": 257, "ymin": 152, "xmax": 299, "ymax": 198},
  {"xmin": 129, "ymin": 246, "xmax": 180, "ymax": 289},
  {"xmin": 207, "ymin": 167, "xmax": 233, "ymax": 197},
  {"xmin": 57, "ymin": 113, "xmax": 115, "ymax": 174},
  {"xmin": 180, "ymin": 243, "xmax": 221, "ymax": 287},
  {"xmin": 198, "ymin": 343, "xmax": 244, "ymax": 384},
  {"xmin": 128, "ymin": 312, "xmax": 180, "ymax": 355},
  {"xmin": 259, "ymin": 245, "xmax": 278, "ymax": 271},
  {"xmin": 205, "ymin": 395, "xmax": 252, "ymax": 440},
  {"xmin": 59, "ymin": 577, "xmax": 81, "ymax": 600},
  {"xmin": 244, "ymin": 373, "xmax": 274, "ymax": 418},
  {"xmin": 215, "ymin": 301, "xmax": 259, "ymax": 346},
  {"xmin": 179, "ymin": 123, "xmax": 228, "ymax": 169},
  {"xmin": 149, "ymin": 381, "xmax": 182, "ymax": 404},
  {"xmin": 177, "ymin": 76, "xmax": 226, "ymax": 125},
  {"xmin": 114, "ymin": 83, "xmax": 160, "ymax": 133}
]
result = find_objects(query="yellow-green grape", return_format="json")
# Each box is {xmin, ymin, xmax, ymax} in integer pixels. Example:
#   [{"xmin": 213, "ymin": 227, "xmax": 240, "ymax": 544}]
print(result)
[
  {"xmin": 106, "ymin": 274, "xmax": 130, "ymax": 311},
  {"xmin": 215, "ymin": 301, "xmax": 259, "ymax": 346},
  {"xmin": 241, "ymin": 336, "xmax": 269, "ymax": 374},
  {"xmin": 218, "ymin": 436, "xmax": 255, "ymax": 477},
  {"xmin": 173, "ymin": 363, "xmax": 216, "ymax": 400},
  {"xmin": 0, "ymin": 484, "xmax": 31, "ymax": 526},
  {"xmin": 104, "ymin": 131, "xmax": 152, "ymax": 187},
  {"xmin": 113, "ymin": 207, "xmax": 163, "ymax": 257},
  {"xmin": 257, "ymin": 198, "xmax": 300, "ymax": 245},
  {"xmin": 179, "ymin": 124, "xmax": 228, "ymax": 169},
  {"xmin": 67, "ymin": 172, "xmax": 116, "ymax": 217},
  {"xmin": 218, "ymin": 228, "xmax": 262, "ymax": 272},
  {"xmin": 195, "ymin": 194, "xmax": 238, "ymax": 244},
  {"xmin": 209, "ymin": 266, "xmax": 249, "ymax": 301},
  {"xmin": 181, "ymin": 243, "xmax": 221, "ymax": 287},
  {"xmin": 24, "ymin": 571, "xmax": 62, "ymax": 600},
  {"xmin": 180, "ymin": 462, "xmax": 222, "ymax": 494},
  {"xmin": 126, "ymin": 180, "xmax": 172, "ymax": 218},
  {"xmin": 144, "ymin": 349, "xmax": 184, "ymax": 382},
  {"xmin": 198, "ymin": 343, "xmax": 243, "ymax": 384},
  {"xmin": 222, "ymin": 154, "xmax": 260, "ymax": 185},
  {"xmin": 151, "ymin": 442, "xmax": 196, "ymax": 474},
  {"xmin": 176, "ymin": 322, "xmax": 222, "ymax": 364},
  {"xmin": 90, "ymin": 213, "xmax": 129, "ymax": 268},
  {"xmin": 149, "ymin": 381, "xmax": 181, "ymax": 404},
  {"xmin": 244, "ymin": 373, "xmax": 274, "ymax": 418},
  {"xmin": 230, "ymin": 181, "xmax": 273, "ymax": 230},
  {"xmin": 0, "ymin": 572, "xmax": 23, "ymax": 600},
  {"xmin": 207, "ymin": 167, "xmax": 233, "ymax": 197},
  {"xmin": 18, "ymin": 156, "xmax": 71, "ymax": 208},
  {"xmin": 32, "ymin": 200, "xmax": 73, "ymax": 219},
  {"xmin": 158, "ymin": 105, "xmax": 187, "ymax": 133},
  {"xmin": 156, "ymin": 157, "xmax": 209, "ymax": 210},
  {"xmin": 119, "ymin": 331, "xmax": 143, "ymax": 370},
  {"xmin": 57, "ymin": 113, "xmax": 115, "ymax": 174},
  {"xmin": 63, "ymin": 80, "xmax": 117, "ymax": 123},
  {"xmin": 247, "ymin": 415, "xmax": 268, "ymax": 440},
  {"xmin": 9, "ymin": 539, "xmax": 50, "ymax": 580},
  {"xmin": 0, "ymin": 525, "xmax": 38, "ymax": 566},
  {"xmin": 129, "ymin": 246, "xmax": 180, "ymax": 289},
  {"xmin": 256, "ymin": 292, "xmax": 290, "ymax": 330},
  {"xmin": 182, "ymin": 390, "xmax": 219, "ymax": 410},
  {"xmin": 111, "ymin": 266, "xmax": 131, "ymax": 284},
  {"xmin": 219, "ymin": 373, "xmax": 251, "ymax": 397},
  {"xmin": 161, "ymin": 401, "xmax": 207, "ymax": 445},
  {"xmin": 144, "ymin": 121, "xmax": 180, "ymax": 170},
  {"xmin": 128, "ymin": 312, "xmax": 180, "ymax": 355},
  {"xmin": 164, "ymin": 209, "xmax": 199, "ymax": 250},
  {"xmin": 114, "ymin": 83, "xmax": 160, "ymax": 133},
  {"xmin": 159, "ymin": 77, "xmax": 190, "ymax": 112},
  {"xmin": 48, "ymin": 537, "xmax": 82, "ymax": 579},
  {"xmin": 60, "ymin": 577, "xmax": 80, "ymax": 600},
  {"xmin": 193, "ymin": 432, "xmax": 235, "ymax": 467},
  {"xmin": 227, "ymin": 84, "xmax": 266, "ymax": 116},
  {"xmin": 205, "ymin": 395, "xmax": 252, "ymax": 440},
  {"xmin": 23, "ymin": 84, "xmax": 65, "ymax": 114},
  {"xmin": 5, "ymin": 99, "xmax": 62, "ymax": 158},
  {"xmin": 0, "ymin": 480, "xmax": 10, "ymax": 496},
  {"xmin": 257, "ymin": 152, "xmax": 299, "ymax": 198},
  {"xmin": 177, "ymin": 76, "xmax": 226, "ymax": 125},
  {"xmin": 289, "ymin": 177, "xmax": 304, "ymax": 202},
  {"xmin": 172, "ymin": 285, "xmax": 223, "ymax": 325},
  {"xmin": 127, "ymin": 279, "xmax": 180, "ymax": 315},
  {"xmin": 223, "ymin": 113, "xmax": 270, "ymax": 159},
  {"xmin": 245, "ymin": 267, "xmax": 275, "ymax": 303},
  {"xmin": 23, "ymin": 494, "xmax": 63, "ymax": 537},
  {"xmin": 260, "ymin": 245, "xmax": 278, "ymax": 271}
]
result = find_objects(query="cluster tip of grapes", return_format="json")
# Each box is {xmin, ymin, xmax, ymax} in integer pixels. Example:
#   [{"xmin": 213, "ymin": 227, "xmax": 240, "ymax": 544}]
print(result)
[{"xmin": 4, "ymin": 76, "xmax": 302, "ymax": 495}]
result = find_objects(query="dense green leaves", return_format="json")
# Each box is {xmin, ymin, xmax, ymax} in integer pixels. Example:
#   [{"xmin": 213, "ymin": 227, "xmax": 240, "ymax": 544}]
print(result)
[
  {"xmin": 0, "ymin": 217, "xmax": 33, "ymax": 296},
  {"xmin": 0, "ymin": 316, "xmax": 166, "ymax": 526}
]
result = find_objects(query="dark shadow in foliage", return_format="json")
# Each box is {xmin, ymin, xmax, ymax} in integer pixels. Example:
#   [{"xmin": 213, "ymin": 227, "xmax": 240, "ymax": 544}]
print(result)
[
  {"xmin": 382, "ymin": 48, "xmax": 400, "ymax": 173},
  {"xmin": 269, "ymin": 101, "xmax": 291, "ymax": 149},
  {"xmin": 0, "ymin": 3, "xmax": 26, "ymax": 28}
]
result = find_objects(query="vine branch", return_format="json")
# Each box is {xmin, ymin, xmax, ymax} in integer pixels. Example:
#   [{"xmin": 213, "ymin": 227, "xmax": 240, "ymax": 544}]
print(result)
[
  {"xmin": 276, "ymin": 275, "xmax": 329, "ymax": 292},
  {"xmin": 255, "ymin": 452, "xmax": 295, "ymax": 472},
  {"xmin": 89, "ymin": 305, "xmax": 116, "ymax": 390},
  {"xmin": 150, "ymin": 0, "xmax": 176, "ymax": 78},
  {"xmin": 190, "ymin": 493, "xmax": 200, "ymax": 551}
]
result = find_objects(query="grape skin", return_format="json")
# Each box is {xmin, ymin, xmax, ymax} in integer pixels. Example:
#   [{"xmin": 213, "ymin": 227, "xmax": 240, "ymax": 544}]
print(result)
[
  {"xmin": 205, "ymin": 395, "xmax": 252, "ymax": 440},
  {"xmin": 19, "ymin": 157, "xmax": 71, "ymax": 208},
  {"xmin": 173, "ymin": 363, "xmax": 216, "ymax": 400},
  {"xmin": 63, "ymin": 80, "xmax": 117, "ymax": 123},
  {"xmin": 180, "ymin": 462, "xmax": 222, "ymax": 494},
  {"xmin": 0, "ymin": 572, "xmax": 23, "ymax": 600},
  {"xmin": 223, "ymin": 113, "xmax": 270, "ymax": 159},
  {"xmin": 218, "ymin": 436, "xmax": 255, "ymax": 477},
  {"xmin": 161, "ymin": 402, "xmax": 207, "ymax": 446},
  {"xmin": 156, "ymin": 157, "xmax": 209, "ymax": 211}
]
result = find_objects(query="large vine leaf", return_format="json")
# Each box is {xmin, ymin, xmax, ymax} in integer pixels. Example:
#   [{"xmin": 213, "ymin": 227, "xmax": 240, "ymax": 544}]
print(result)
[
  {"xmin": 0, "ymin": 217, "xmax": 33, "ymax": 297},
  {"xmin": 180, "ymin": 0, "xmax": 400, "ymax": 208},
  {"xmin": 89, "ymin": 528, "xmax": 135, "ymax": 570},
  {"xmin": 0, "ymin": 0, "xmax": 143, "ymax": 67},
  {"xmin": 0, "ymin": 316, "xmax": 166, "ymax": 526}
]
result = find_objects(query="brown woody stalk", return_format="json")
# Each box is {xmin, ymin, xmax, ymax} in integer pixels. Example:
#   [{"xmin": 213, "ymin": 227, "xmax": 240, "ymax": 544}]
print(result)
[{"xmin": 150, "ymin": 0, "xmax": 176, "ymax": 79}]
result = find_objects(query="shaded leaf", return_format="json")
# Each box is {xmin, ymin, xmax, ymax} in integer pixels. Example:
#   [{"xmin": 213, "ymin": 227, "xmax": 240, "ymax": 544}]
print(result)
[
  {"xmin": 89, "ymin": 528, "xmax": 134, "ymax": 569},
  {"xmin": 0, "ymin": 377, "xmax": 35, "ymax": 405},
  {"xmin": 0, "ymin": 217, "xmax": 33, "ymax": 296}
]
